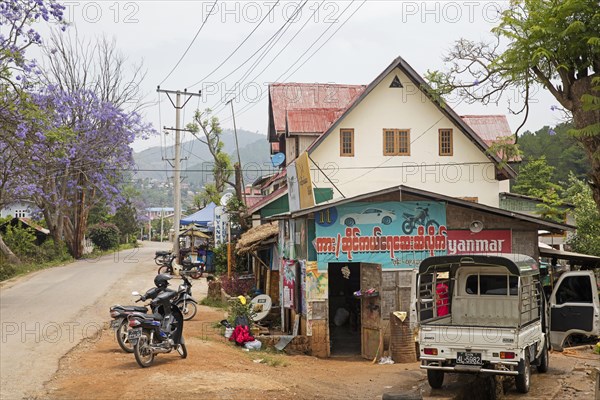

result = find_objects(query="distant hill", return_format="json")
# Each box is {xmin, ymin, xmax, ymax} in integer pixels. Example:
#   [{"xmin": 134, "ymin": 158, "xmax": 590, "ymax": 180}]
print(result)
[{"xmin": 133, "ymin": 129, "xmax": 271, "ymax": 184}]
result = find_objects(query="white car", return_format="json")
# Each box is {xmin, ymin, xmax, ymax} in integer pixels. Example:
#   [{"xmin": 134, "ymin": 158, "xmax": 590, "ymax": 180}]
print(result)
[{"xmin": 339, "ymin": 208, "xmax": 396, "ymax": 226}]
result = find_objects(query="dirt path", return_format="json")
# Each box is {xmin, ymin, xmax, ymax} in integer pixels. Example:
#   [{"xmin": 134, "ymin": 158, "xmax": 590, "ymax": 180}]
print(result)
[
  {"xmin": 38, "ymin": 297, "xmax": 599, "ymax": 400},
  {"xmin": 39, "ymin": 304, "xmax": 425, "ymax": 400}
]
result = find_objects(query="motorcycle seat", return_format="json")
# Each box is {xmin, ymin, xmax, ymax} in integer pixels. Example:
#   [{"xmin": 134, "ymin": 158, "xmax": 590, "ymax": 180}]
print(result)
[
  {"xmin": 130, "ymin": 312, "xmax": 164, "ymax": 321},
  {"xmin": 155, "ymin": 251, "xmax": 170, "ymax": 256},
  {"xmin": 116, "ymin": 305, "xmax": 148, "ymax": 312}
]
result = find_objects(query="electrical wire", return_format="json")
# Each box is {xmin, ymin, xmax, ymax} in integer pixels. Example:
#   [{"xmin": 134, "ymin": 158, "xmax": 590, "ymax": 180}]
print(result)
[
  {"xmin": 158, "ymin": 0, "xmax": 218, "ymax": 86},
  {"xmin": 216, "ymin": 0, "xmax": 363, "ymax": 123},
  {"xmin": 187, "ymin": 0, "xmax": 281, "ymax": 89},
  {"xmin": 206, "ymin": 0, "xmax": 310, "ymax": 114}
]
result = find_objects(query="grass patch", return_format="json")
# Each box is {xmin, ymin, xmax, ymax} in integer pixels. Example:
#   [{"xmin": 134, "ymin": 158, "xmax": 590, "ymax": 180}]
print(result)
[
  {"xmin": 248, "ymin": 350, "xmax": 289, "ymax": 367},
  {"xmin": 200, "ymin": 297, "xmax": 228, "ymax": 309},
  {"xmin": 1, "ymin": 256, "xmax": 74, "ymax": 282}
]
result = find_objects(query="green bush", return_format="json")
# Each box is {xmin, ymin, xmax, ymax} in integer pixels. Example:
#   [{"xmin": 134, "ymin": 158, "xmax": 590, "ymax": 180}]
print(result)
[
  {"xmin": 0, "ymin": 263, "xmax": 17, "ymax": 281},
  {"xmin": 3, "ymin": 224, "xmax": 38, "ymax": 260},
  {"xmin": 36, "ymin": 240, "xmax": 71, "ymax": 263},
  {"xmin": 87, "ymin": 223, "xmax": 121, "ymax": 250}
]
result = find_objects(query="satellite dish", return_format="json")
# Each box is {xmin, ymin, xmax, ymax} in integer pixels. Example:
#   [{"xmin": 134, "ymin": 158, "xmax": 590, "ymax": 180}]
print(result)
[
  {"xmin": 220, "ymin": 192, "xmax": 234, "ymax": 206},
  {"xmin": 251, "ymin": 294, "xmax": 272, "ymax": 322},
  {"xmin": 271, "ymin": 152, "xmax": 285, "ymax": 167},
  {"xmin": 469, "ymin": 220, "xmax": 484, "ymax": 233}
]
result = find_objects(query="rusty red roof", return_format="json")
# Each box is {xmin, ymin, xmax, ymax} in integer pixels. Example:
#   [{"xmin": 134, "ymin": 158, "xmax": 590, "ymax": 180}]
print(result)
[
  {"xmin": 286, "ymin": 108, "xmax": 347, "ymax": 134},
  {"xmin": 269, "ymin": 83, "xmax": 366, "ymax": 136},
  {"xmin": 460, "ymin": 115, "xmax": 513, "ymax": 146}
]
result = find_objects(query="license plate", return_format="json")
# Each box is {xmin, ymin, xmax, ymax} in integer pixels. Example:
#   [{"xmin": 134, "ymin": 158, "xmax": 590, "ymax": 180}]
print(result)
[
  {"xmin": 128, "ymin": 328, "xmax": 142, "ymax": 345},
  {"xmin": 110, "ymin": 319, "xmax": 122, "ymax": 329},
  {"xmin": 456, "ymin": 352, "xmax": 483, "ymax": 365}
]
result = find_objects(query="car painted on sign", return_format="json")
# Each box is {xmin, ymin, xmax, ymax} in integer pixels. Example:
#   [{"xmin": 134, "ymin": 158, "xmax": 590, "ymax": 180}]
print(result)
[{"xmin": 339, "ymin": 208, "xmax": 396, "ymax": 226}]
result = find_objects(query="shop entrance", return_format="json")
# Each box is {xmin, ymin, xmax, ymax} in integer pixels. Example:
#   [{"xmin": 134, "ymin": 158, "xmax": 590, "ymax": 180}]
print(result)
[{"xmin": 328, "ymin": 263, "xmax": 361, "ymax": 355}]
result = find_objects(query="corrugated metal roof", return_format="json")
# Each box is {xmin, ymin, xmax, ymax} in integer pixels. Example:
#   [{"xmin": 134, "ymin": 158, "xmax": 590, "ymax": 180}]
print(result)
[
  {"xmin": 269, "ymin": 83, "xmax": 366, "ymax": 135},
  {"xmin": 247, "ymin": 186, "xmax": 288, "ymax": 215},
  {"xmin": 460, "ymin": 115, "xmax": 513, "ymax": 145},
  {"xmin": 286, "ymin": 108, "xmax": 346, "ymax": 134}
]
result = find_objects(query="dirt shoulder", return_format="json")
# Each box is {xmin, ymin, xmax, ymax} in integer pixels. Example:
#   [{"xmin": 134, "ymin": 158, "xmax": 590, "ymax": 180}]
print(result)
[
  {"xmin": 38, "ymin": 297, "xmax": 599, "ymax": 400},
  {"xmin": 39, "ymin": 305, "xmax": 424, "ymax": 400}
]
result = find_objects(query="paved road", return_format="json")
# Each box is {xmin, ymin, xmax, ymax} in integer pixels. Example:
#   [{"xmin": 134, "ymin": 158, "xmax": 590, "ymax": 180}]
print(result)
[{"xmin": 0, "ymin": 241, "xmax": 170, "ymax": 399}]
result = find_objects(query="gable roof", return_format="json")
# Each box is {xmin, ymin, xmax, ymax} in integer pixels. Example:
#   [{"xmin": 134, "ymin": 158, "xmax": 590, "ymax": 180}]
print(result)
[
  {"xmin": 305, "ymin": 56, "xmax": 516, "ymax": 179},
  {"xmin": 268, "ymin": 83, "xmax": 366, "ymax": 139}
]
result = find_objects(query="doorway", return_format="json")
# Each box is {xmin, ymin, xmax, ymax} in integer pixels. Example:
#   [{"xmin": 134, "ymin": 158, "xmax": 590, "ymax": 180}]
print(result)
[{"xmin": 328, "ymin": 263, "xmax": 361, "ymax": 355}]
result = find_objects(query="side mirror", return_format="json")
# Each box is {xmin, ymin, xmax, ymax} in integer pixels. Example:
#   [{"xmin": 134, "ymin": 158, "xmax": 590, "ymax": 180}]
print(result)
[{"xmin": 131, "ymin": 291, "xmax": 140, "ymax": 296}]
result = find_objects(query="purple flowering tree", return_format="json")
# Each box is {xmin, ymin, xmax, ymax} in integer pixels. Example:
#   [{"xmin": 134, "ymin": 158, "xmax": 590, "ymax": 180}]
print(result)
[
  {"xmin": 11, "ymin": 86, "xmax": 152, "ymax": 257},
  {"xmin": 1, "ymin": 1, "xmax": 154, "ymax": 259},
  {"xmin": 1, "ymin": 0, "xmax": 65, "ymax": 263}
]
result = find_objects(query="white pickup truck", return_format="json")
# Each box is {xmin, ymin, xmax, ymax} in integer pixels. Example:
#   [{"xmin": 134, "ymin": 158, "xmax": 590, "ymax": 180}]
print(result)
[{"xmin": 416, "ymin": 254, "xmax": 599, "ymax": 393}]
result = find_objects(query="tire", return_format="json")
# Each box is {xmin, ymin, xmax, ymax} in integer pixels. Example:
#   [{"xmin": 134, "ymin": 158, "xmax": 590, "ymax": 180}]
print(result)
[
  {"xmin": 425, "ymin": 220, "xmax": 440, "ymax": 233},
  {"xmin": 157, "ymin": 265, "xmax": 171, "ymax": 275},
  {"xmin": 116, "ymin": 319, "xmax": 134, "ymax": 353},
  {"xmin": 134, "ymin": 331, "xmax": 154, "ymax": 368},
  {"xmin": 344, "ymin": 218, "xmax": 355, "ymax": 227},
  {"xmin": 177, "ymin": 300, "xmax": 197, "ymax": 321},
  {"xmin": 382, "ymin": 216, "xmax": 392, "ymax": 225},
  {"xmin": 427, "ymin": 369, "xmax": 444, "ymax": 389},
  {"xmin": 402, "ymin": 220, "xmax": 413, "ymax": 234},
  {"xmin": 189, "ymin": 266, "xmax": 202, "ymax": 279},
  {"xmin": 154, "ymin": 256, "xmax": 163, "ymax": 266},
  {"xmin": 177, "ymin": 342, "xmax": 187, "ymax": 358},
  {"xmin": 537, "ymin": 340, "xmax": 549, "ymax": 373},
  {"xmin": 515, "ymin": 351, "xmax": 531, "ymax": 393}
]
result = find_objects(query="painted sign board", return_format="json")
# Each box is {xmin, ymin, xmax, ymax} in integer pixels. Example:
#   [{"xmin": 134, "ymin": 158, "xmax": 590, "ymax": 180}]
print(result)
[
  {"xmin": 296, "ymin": 152, "xmax": 315, "ymax": 209},
  {"xmin": 314, "ymin": 202, "xmax": 447, "ymax": 270},
  {"xmin": 446, "ymin": 230, "xmax": 512, "ymax": 255},
  {"xmin": 287, "ymin": 160, "xmax": 300, "ymax": 212},
  {"xmin": 213, "ymin": 206, "xmax": 228, "ymax": 245}
]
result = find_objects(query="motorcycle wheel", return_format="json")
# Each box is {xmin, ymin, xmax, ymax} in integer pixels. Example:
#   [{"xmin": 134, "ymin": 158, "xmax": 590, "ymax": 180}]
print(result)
[
  {"xmin": 134, "ymin": 332, "xmax": 154, "ymax": 368},
  {"xmin": 154, "ymin": 257, "xmax": 163, "ymax": 266},
  {"xmin": 116, "ymin": 319, "xmax": 134, "ymax": 353},
  {"xmin": 157, "ymin": 265, "xmax": 171, "ymax": 275},
  {"xmin": 177, "ymin": 300, "xmax": 197, "ymax": 321},
  {"xmin": 189, "ymin": 266, "xmax": 203, "ymax": 279},
  {"xmin": 177, "ymin": 342, "xmax": 187, "ymax": 358},
  {"xmin": 402, "ymin": 220, "xmax": 413, "ymax": 234}
]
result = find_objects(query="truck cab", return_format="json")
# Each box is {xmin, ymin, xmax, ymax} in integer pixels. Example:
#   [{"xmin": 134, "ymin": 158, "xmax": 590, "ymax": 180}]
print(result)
[{"xmin": 416, "ymin": 254, "xmax": 599, "ymax": 393}]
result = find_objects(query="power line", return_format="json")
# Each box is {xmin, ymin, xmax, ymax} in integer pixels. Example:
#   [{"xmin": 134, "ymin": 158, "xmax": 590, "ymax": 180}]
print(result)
[
  {"xmin": 188, "ymin": 0, "xmax": 281, "ymax": 89},
  {"xmin": 207, "ymin": 0, "xmax": 311, "ymax": 114},
  {"xmin": 216, "ymin": 0, "xmax": 363, "ymax": 123},
  {"xmin": 158, "ymin": 0, "xmax": 218, "ymax": 86}
]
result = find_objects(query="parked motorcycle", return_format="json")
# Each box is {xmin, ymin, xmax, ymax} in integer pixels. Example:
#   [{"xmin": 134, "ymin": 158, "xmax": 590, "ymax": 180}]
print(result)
[
  {"xmin": 157, "ymin": 252, "xmax": 203, "ymax": 280},
  {"xmin": 401, "ymin": 206, "xmax": 440, "ymax": 234},
  {"xmin": 174, "ymin": 271, "xmax": 198, "ymax": 321},
  {"xmin": 109, "ymin": 285, "xmax": 171, "ymax": 353},
  {"xmin": 154, "ymin": 250, "xmax": 172, "ymax": 266},
  {"xmin": 127, "ymin": 275, "xmax": 187, "ymax": 368}
]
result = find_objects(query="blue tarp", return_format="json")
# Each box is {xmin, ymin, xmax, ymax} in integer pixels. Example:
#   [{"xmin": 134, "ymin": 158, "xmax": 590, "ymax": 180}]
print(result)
[{"xmin": 180, "ymin": 202, "xmax": 216, "ymax": 226}]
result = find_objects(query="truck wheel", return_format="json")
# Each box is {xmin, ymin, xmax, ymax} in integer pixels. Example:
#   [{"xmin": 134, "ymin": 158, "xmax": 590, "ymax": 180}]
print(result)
[
  {"xmin": 537, "ymin": 341, "xmax": 549, "ymax": 373},
  {"xmin": 427, "ymin": 369, "xmax": 444, "ymax": 389},
  {"xmin": 515, "ymin": 351, "xmax": 531, "ymax": 393}
]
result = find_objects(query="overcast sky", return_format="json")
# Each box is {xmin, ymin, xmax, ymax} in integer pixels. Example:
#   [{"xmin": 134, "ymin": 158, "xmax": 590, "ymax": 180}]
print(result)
[{"xmin": 63, "ymin": 1, "xmax": 563, "ymax": 152}]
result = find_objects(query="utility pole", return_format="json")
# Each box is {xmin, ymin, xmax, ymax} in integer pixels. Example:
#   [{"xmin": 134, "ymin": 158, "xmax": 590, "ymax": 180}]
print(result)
[
  {"xmin": 226, "ymin": 98, "xmax": 246, "ymax": 205},
  {"xmin": 157, "ymin": 87, "xmax": 201, "ymax": 261}
]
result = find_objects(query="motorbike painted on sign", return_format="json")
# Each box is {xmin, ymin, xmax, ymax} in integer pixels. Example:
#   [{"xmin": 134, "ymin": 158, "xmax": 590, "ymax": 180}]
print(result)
[
  {"xmin": 109, "ymin": 286, "xmax": 172, "ymax": 353},
  {"xmin": 127, "ymin": 284, "xmax": 187, "ymax": 368},
  {"xmin": 401, "ymin": 206, "xmax": 440, "ymax": 234}
]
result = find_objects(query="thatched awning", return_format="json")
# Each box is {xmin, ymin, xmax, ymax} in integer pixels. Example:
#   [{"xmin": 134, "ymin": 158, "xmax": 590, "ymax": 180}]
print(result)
[{"xmin": 236, "ymin": 222, "xmax": 279, "ymax": 254}]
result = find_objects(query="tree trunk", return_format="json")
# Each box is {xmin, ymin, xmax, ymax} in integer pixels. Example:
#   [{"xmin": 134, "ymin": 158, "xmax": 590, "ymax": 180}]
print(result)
[
  {"xmin": 0, "ymin": 233, "xmax": 20, "ymax": 265},
  {"xmin": 570, "ymin": 76, "xmax": 600, "ymax": 213}
]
